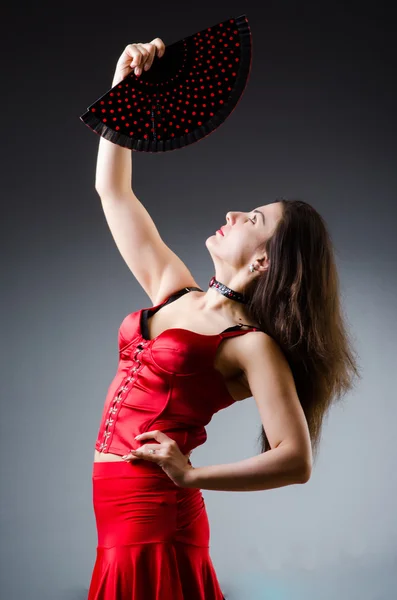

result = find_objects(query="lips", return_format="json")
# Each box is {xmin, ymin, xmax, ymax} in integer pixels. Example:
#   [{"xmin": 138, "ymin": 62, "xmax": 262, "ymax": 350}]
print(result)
[{"xmin": 217, "ymin": 227, "xmax": 225, "ymax": 236}]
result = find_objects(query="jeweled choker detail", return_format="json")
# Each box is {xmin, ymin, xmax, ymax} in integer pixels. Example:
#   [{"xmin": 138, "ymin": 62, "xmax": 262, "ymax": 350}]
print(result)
[{"xmin": 208, "ymin": 276, "xmax": 247, "ymax": 304}]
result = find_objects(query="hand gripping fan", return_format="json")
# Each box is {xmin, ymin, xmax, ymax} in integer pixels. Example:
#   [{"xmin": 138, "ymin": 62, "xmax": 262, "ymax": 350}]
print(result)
[{"xmin": 79, "ymin": 14, "xmax": 252, "ymax": 152}]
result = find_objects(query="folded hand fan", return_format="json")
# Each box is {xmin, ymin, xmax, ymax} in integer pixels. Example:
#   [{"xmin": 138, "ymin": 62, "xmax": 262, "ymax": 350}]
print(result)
[{"xmin": 79, "ymin": 14, "xmax": 252, "ymax": 152}]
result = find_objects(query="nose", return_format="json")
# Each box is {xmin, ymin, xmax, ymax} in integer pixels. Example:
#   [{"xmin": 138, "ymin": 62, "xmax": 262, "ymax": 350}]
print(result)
[
  {"xmin": 225, "ymin": 211, "xmax": 237, "ymax": 225},
  {"xmin": 225, "ymin": 211, "xmax": 243, "ymax": 226}
]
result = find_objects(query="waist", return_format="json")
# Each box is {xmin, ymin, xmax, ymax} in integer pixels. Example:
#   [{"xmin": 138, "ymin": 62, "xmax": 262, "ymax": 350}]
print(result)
[
  {"xmin": 92, "ymin": 456, "xmax": 177, "ymax": 486},
  {"xmin": 94, "ymin": 448, "xmax": 125, "ymax": 463},
  {"xmin": 95, "ymin": 419, "xmax": 207, "ymax": 458}
]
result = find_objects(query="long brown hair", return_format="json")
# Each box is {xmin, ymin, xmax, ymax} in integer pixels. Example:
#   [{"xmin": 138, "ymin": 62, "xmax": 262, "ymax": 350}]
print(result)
[{"xmin": 244, "ymin": 199, "xmax": 361, "ymax": 465}]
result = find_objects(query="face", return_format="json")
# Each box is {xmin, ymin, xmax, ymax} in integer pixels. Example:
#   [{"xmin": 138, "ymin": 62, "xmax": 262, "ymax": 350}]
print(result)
[{"xmin": 206, "ymin": 201, "xmax": 284, "ymax": 275}]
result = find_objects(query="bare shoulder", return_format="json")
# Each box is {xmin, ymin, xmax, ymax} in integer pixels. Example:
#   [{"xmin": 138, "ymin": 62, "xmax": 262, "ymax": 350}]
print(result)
[
  {"xmin": 233, "ymin": 331, "xmax": 289, "ymax": 391},
  {"xmin": 239, "ymin": 329, "xmax": 283, "ymax": 353}
]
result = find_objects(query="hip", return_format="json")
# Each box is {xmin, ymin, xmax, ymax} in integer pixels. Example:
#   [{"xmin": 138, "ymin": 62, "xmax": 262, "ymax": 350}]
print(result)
[{"xmin": 91, "ymin": 460, "xmax": 209, "ymax": 547}]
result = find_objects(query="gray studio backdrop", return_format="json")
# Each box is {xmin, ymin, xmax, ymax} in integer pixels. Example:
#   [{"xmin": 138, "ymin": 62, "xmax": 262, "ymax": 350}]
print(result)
[{"xmin": 1, "ymin": 4, "xmax": 396, "ymax": 600}]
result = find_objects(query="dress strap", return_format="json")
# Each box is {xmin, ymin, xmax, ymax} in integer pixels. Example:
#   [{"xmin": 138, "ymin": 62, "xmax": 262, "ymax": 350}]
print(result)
[
  {"xmin": 220, "ymin": 324, "xmax": 262, "ymax": 337},
  {"xmin": 160, "ymin": 286, "xmax": 204, "ymax": 307}
]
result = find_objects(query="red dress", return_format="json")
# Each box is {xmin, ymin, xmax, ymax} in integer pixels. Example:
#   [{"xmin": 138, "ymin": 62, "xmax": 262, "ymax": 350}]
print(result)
[{"xmin": 88, "ymin": 287, "xmax": 261, "ymax": 599}]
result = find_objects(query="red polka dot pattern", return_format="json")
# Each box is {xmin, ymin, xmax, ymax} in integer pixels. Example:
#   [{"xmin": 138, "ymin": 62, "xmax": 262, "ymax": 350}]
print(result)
[{"xmin": 80, "ymin": 14, "xmax": 252, "ymax": 152}]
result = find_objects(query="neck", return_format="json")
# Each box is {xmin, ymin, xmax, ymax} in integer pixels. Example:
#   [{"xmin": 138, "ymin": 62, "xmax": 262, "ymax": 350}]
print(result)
[
  {"xmin": 194, "ymin": 275, "xmax": 252, "ymax": 323},
  {"xmin": 200, "ymin": 288, "xmax": 250, "ymax": 320}
]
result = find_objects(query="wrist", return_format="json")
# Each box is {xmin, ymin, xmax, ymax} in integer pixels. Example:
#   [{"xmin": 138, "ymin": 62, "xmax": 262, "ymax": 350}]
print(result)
[{"xmin": 183, "ymin": 465, "xmax": 198, "ymax": 488}]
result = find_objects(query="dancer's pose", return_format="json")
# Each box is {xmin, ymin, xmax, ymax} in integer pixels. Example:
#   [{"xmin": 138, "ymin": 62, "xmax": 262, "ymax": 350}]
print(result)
[{"xmin": 87, "ymin": 39, "xmax": 359, "ymax": 600}]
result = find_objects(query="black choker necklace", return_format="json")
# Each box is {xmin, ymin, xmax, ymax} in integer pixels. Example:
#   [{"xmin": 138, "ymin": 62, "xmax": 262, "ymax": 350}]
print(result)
[{"xmin": 208, "ymin": 276, "xmax": 247, "ymax": 304}]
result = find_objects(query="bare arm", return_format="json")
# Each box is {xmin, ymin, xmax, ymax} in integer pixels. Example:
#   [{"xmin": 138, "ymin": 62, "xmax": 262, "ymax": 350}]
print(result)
[
  {"xmin": 92, "ymin": 41, "xmax": 200, "ymax": 305},
  {"xmin": 184, "ymin": 333, "xmax": 312, "ymax": 491},
  {"xmin": 94, "ymin": 70, "xmax": 134, "ymax": 196}
]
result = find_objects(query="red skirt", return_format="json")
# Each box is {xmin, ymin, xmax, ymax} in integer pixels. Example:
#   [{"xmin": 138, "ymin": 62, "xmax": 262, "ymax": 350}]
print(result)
[{"xmin": 88, "ymin": 460, "xmax": 226, "ymax": 600}]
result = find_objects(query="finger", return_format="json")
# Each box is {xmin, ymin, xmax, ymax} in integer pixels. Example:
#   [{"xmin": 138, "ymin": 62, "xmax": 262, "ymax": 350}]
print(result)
[
  {"xmin": 139, "ymin": 43, "xmax": 157, "ymax": 71},
  {"xmin": 135, "ymin": 430, "xmax": 170, "ymax": 444},
  {"xmin": 123, "ymin": 44, "xmax": 144, "ymax": 75},
  {"xmin": 121, "ymin": 452, "xmax": 139, "ymax": 461},
  {"xmin": 148, "ymin": 37, "xmax": 166, "ymax": 58},
  {"xmin": 134, "ymin": 443, "xmax": 162, "ymax": 456},
  {"xmin": 124, "ymin": 449, "xmax": 152, "ymax": 462},
  {"xmin": 134, "ymin": 43, "xmax": 150, "ymax": 71},
  {"xmin": 124, "ymin": 44, "xmax": 143, "ymax": 66}
]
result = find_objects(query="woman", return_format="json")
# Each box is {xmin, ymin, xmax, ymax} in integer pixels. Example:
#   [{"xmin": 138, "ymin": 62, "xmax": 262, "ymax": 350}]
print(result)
[{"xmin": 88, "ymin": 39, "xmax": 360, "ymax": 600}]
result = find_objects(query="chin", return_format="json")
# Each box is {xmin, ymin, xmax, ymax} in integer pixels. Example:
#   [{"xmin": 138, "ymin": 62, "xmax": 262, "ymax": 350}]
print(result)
[{"xmin": 204, "ymin": 237, "xmax": 216, "ymax": 255}]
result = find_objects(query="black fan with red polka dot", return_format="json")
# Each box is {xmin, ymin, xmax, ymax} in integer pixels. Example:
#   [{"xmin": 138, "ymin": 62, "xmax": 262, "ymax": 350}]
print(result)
[{"xmin": 79, "ymin": 14, "xmax": 252, "ymax": 152}]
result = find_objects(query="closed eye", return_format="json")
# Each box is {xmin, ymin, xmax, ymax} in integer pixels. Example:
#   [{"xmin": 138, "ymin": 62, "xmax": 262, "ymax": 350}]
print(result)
[{"xmin": 250, "ymin": 215, "xmax": 257, "ymax": 224}]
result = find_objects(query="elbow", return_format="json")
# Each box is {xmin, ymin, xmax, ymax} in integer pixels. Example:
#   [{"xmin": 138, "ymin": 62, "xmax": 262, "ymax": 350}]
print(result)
[
  {"xmin": 296, "ymin": 459, "xmax": 312, "ymax": 484},
  {"xmin": 278, "ymin": 443, "xmax": 312, "ymax": 484}
]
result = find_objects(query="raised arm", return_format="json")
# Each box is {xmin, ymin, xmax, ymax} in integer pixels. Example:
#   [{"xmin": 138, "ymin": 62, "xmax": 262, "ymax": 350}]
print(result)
[{"xmin": 94, "ymin": 41, "xmax": 200, "ymax": 305}]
